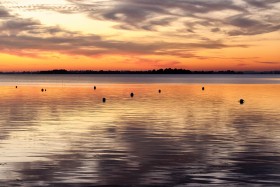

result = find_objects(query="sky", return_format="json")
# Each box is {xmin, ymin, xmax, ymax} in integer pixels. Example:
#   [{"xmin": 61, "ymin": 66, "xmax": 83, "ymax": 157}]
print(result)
[{"xmin": 0, "ymin": 0, "xmax": 279, "ymax": 71}]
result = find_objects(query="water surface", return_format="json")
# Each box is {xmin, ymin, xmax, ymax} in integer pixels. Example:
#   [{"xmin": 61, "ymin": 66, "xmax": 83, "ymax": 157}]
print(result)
[
  {"xmin": 0, "ymin": 75, "xmax": 280, "ymax": 186},
  {"xmin": 1, "ymin": 74, "xmax": 280, "ymax": 85}
]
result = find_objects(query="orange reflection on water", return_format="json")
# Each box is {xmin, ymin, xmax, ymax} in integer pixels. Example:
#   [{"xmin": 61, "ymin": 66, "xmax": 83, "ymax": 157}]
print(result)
[{"xmin": 0, "ymin": 84, "xmax": 280, "ymax": 185}]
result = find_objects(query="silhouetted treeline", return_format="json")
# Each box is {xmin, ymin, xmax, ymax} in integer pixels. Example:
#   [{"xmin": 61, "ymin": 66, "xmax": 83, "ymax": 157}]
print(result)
[{"xmin": 1, "ymin": 69, "xmax": 280, "ymax": 74}]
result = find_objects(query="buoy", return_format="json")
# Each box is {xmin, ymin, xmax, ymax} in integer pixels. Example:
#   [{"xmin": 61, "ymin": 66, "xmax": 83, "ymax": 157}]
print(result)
[
  {"xmin": 158, "ymin": 89, "xmax": 161, "ymax": 93},
  {"xmin": 130, "ymin": 92, "xmax": 134, "ymax": 97},
  {"xmin": 94, "ymin": 86, "xmax": 96, "ymax": 90},
  {"xmin": 41, "ymin": 88, "xmax": 44, "ymax": 92},
  {"xmin": 202, "ymin": 87, "xmax": 205, "ymax": 91},
  {"xmin": 45, "ymin": 89, "xmax": 46, "ymax": 92},
  {"xmin": 239, "ymin": 99, "xmax": 244, "ymax": 104},
  {"xmin": 15, "ymin": 86, "xmax": 17, "ymax": 88},
  {"xmin": 102, "ymin": 98, "xmax": 106, "ymax": 103}
]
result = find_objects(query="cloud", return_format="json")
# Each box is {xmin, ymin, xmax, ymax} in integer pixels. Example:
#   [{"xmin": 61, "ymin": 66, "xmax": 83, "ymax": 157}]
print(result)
[
  {"xmin": 83, "ymin": 0, "xmax": 246, "ymax": 31},
  {"xmin": 244, "ymin": 0, "xmax": 280, "ymax": 8},
  {"xmin": 21, "ymin": 0, "xmax": 239, "ymax": 32},
  {"xmin": 60, "ymin": 0, "xmax": 280, "ymax": 37},
  {"xmin": 227, "ymin": 24, "xmax": 280, "ymax": 36},
  {"xmin": 0, "ymin": 0, "xmax": 278, "ymax": 61},
  {"xmin": 228, "ymin": 16, "xmax": 260, "ymax": 28},
  {"xmin": 3, "ymin": 0, "xmax": 280, "ymax": 36},
  {"xmin": 211, "ymin": 28, "xmax": 221, "ymax": 32},
  {"xmin": 258, "ymin": 61, "xmax": 280, "ymax": 65},
  {"xmin": 0, "ymin": 7, "xmax": 10, "ymax": 17},
  {"xmin": 0, "ymin": 31, "xmax": 241, "ymax": 58},
  {"xmin": 114, "ymin": 16, "xmax": 177, "ymax": 31},
  {"xmin": 0, "ymin": 8, "xmax": 246, "ymax": 59},
  {"xmin": 0, "ymin": 18, "xmax": 40, "ymax": 34},
  {"xmin": 226, "ymin": 14, "xmax": 280, "ymax": 36}
]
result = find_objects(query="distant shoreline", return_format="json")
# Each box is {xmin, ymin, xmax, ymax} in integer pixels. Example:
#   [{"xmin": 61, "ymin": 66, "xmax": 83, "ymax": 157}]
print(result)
[{"xmin": 0, "ymin": 69, "xmax": 279, "ymax": 74}]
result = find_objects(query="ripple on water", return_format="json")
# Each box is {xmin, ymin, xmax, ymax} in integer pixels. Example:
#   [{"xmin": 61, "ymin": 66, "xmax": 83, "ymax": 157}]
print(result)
[{"xmin": 0, "ymin": 83, "xmax": 279, "ymax": 185}]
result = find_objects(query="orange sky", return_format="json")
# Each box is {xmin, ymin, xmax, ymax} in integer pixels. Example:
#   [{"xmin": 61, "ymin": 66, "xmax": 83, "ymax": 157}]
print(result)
[{"xmin": 0, "ymin": 0, "xmax": 279, "ymax": 71}]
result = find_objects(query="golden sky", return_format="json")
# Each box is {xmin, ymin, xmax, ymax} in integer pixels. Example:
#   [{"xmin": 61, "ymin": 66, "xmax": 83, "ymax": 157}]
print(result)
[{"xmin": 0, "ymin": 0, "xmax": 280, "ymax": 71}]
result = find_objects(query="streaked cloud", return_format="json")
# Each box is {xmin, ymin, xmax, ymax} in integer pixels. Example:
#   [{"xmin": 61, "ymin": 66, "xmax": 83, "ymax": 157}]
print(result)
[
  {"xmin": 60, "ymin": 0, "xmax": 280, "ymax": 36},
  {"xmin": 0, "ymin": 7, "xmax": 10, "ymax": 17},
  {"xmin": 244, "ymin": 0, "xmax": 280, "ymax": 8},
  {"xmin": 0, "ymin": 5, "xmax": 245, "ymax": 59},
  {"xmin": 259, "ymin": 61, "xmax": 280, "ymax": 65}
]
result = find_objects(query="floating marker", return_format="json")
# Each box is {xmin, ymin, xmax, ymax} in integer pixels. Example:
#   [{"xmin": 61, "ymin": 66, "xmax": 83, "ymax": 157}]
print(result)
[
  {"xmin": 94, "ymin": 86, "xmax": 96, "ymax": 90},
  {"xmin": 45, "ymin": 89, "xmax": 47, "ymax": 92},
  {"xmin": 15, "ymin": 86, "xmax": 17, "ymax": 88},
  {"xmin": 103, "ymin": 98, "xmax": 106, "ymax": 103},
  {"xmin": 159, "ymin": 89, "xmax": 161, "ymax": 93},
  {"xmin": 130, "ymin": 92, "xmax": 134, "ymax": 97},
  {"xmin": 239, "ymin": 99, "xmax": 244, "ymax": 104},
  {"xmin": 202, "ymin": 87, "xmax": 205, "ymax": 91},
  {"xmin": 41, "ymin": 88, "xmax": 44, "ymax": 92}
]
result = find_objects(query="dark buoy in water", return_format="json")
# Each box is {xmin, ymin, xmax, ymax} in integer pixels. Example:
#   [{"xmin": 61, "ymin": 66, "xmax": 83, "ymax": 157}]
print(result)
[
  {"xmin": 94, "ymin": 86, "xmax": 96, "ymax": 90},
  {"xmin": 158, "ymin": 89, "xmax": 161, "ymax": 93},
  {"xmin": 102, "ymin": 98, "xmax": 106, "ymax": 103},
  {"xmin": 41, "ymin": 88, "xmax": 44, "ymax": 92},
  {"xmin": 130, "ymin": 92, "xmax": 134, "ymax": 97},
  {"xmin": 239, "ymin": 99, "xmax": 245, "ymax": 104},
  {"xmin": 45, "ymin": 89, "xmax": 47, "ymax": 92},
  {"xmin": 15, "ymin": 86, "xmax": 17, "ymax": 88},
  {"xmin": 202, "ymin": 87, "xmax": 205, "ymax": 91}
]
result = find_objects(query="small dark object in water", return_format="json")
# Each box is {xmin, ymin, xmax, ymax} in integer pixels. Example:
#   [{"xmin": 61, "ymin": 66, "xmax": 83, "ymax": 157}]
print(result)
[
  {"xmin": 130, "ymin": 92, "xmax": 134, "ymax": 97},
  {"xmin": 239, "ymin": 99, "xmax": 245, "ymax": 104},
  {"xmin": 41, "ymin": 88, "xmax": 44, "ymax": 92},
  {"xmin": 158, "ymin": 89, "xmax": 161, "ymax": 93},
  {"xmin": 103, "ymin": 98, "xmax": 106, "ymax": 103},
  {"xmin": 202, "ymin": 87, "xmax": 205, "ymax": 91},
  {"xmin": 45, "ymin": 89, "xmax": 47, "ymax": 92},
  {"xmin": 94, "ymin": 86, "xmax": 96, "ymax": 90},
  {"xmin": 15, "ymin": 86, "xmax": 17, "ymax": 88}
]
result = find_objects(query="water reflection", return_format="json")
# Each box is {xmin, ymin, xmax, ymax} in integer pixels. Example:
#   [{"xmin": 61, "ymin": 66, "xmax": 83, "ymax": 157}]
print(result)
[{"xmin": 0, "ymin": 84, "xmax": 279, "ymax": 186}]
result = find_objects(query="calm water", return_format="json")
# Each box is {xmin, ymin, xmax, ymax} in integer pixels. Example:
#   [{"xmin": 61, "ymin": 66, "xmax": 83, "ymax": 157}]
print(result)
[{"xmin": 0, "ymin": 75, "xmax": 280, "ymax": 186}]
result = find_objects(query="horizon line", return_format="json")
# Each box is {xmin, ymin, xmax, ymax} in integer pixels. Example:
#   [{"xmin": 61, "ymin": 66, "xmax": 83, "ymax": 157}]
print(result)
[{"xmin": 1, "ymin": 68, "xmax": 280, "ymax": 74}]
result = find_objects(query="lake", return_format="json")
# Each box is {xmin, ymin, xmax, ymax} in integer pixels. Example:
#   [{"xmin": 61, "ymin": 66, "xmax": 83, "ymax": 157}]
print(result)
[{"xmin": 0, "ymin": 74, "xmax": 280, "ymax": 186}]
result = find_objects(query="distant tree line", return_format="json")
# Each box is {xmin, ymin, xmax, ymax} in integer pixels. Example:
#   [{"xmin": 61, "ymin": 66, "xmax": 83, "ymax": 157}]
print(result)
[{"xmin": 1, "ymin": 68, "xmax": 279, "ymax": 74}]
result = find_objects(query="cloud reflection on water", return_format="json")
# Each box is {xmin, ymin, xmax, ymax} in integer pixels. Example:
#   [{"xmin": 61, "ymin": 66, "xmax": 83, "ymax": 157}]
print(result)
[{"xmin": 0, "ymin": 84, "xmax": 279, "ymax": 186}]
